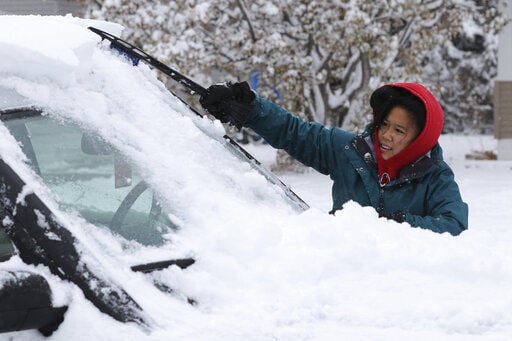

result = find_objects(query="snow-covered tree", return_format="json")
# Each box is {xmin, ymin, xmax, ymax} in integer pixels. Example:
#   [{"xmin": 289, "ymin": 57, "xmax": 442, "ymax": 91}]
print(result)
[
  {"xmin": 423, "ymin": 0, "xmax": 506, "ymax": 133},
  {"xmin": 80, "ymin": 1, "xmax": 503, "ymax": 125},
  {"xmin": 81, "ymin": 0, "xmax": 506, "ymax": 169}
]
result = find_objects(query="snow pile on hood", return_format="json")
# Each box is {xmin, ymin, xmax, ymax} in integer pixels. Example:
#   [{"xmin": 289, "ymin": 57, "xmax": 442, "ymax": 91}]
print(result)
[{"xmin": 0, "ymin": 15, "xmax": 512, "ymax": 340}]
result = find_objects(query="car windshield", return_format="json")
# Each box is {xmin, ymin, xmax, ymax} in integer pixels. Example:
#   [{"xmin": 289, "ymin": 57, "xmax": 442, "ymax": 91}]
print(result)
[{"xmin": 2, "ymin": 112, "xmax": 177, "ymax": 246}]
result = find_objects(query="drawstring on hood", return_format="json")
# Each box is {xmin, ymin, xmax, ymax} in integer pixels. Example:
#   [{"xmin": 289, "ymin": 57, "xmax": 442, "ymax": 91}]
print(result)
[{"xmin": 373, "ymin": 83, "xmax": 444, "ymax": 186}]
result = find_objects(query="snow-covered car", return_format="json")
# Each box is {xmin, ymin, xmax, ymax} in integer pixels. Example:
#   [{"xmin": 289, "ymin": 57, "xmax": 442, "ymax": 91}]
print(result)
[
  {"xmin": 4, "ymin": 13, "xmax": 512, "ymax": 341},
  {"xmin": 0, "ymin": 16, "xmax": 307, "ymax": 336}
]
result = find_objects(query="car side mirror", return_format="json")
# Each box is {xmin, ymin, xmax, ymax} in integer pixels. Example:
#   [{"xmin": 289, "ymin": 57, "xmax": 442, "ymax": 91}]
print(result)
[
  {"xmin": 81, "ymin": 133, "xmax": 114, "ymax": 155},
  {"xmin": 0, "ymin": 270, "xmax": 68, "ymax": 336},
  {"xmin": 81, "ymin": 134, "xmax": 132, "ymax": 187}
]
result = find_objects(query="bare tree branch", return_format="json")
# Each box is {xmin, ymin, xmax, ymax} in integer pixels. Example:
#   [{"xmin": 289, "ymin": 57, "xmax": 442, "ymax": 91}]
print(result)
[{"xmin": 236, "ymin": 0, "xmax": 257, "ymax": 43}]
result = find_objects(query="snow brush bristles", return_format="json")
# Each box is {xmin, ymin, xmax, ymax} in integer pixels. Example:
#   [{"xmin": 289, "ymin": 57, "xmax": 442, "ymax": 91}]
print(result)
[{"xmin": 88, "ymin": 26, "xmax": 207, "ymax": 97}]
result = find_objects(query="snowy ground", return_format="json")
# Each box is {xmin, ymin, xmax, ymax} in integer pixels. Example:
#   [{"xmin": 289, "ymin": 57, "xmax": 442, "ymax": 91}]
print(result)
[
  {"xmin": 246, "ymin": 136, "xmax": 512, "ymax": 340},
  {"xmin": 1, "ymin": 15, "xmax": 512, "ymax": 340}
]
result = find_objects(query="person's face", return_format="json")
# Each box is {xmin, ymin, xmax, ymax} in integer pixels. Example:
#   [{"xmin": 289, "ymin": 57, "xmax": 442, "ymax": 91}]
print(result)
[{"xmin": 377, "ymin": 106, "xmax": 419, "ymax": 160}]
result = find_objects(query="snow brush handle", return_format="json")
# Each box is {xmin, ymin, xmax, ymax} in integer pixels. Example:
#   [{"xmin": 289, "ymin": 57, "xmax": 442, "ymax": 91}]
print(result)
[{"xmin": 88, "ymin": 26, "xmax": 207, "ymax": 97}]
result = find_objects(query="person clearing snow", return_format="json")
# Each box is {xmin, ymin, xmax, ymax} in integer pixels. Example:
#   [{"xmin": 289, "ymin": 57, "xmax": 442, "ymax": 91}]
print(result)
[{"xmin": 200, "ymin": 81, "xmax": 468, "ymax": 235}]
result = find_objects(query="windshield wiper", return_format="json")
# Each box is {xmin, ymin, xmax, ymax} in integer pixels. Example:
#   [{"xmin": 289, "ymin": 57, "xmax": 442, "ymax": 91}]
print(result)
[{"xmin": 131, "ymin": 258, "xmax": 195, "ymax": 273}]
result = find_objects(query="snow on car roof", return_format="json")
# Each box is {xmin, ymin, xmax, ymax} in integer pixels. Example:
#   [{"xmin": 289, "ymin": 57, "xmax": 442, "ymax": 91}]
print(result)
[
  {"xmin": 0, "ymin": 86, "xmax": 33, "ymax": 111},
  {"xmin": 0, "ymin": 15, "xmax": 121, "ymax": 83}
]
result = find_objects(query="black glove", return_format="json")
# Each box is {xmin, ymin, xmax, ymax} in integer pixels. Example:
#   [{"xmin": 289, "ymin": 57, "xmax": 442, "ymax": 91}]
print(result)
[
  {"xmin": 379, "ymin": 211, "xmax": 405, "ymax": 223},
  {"xmin": 199, "ymin": 81, "xmax": 255, "ymax": 129}
]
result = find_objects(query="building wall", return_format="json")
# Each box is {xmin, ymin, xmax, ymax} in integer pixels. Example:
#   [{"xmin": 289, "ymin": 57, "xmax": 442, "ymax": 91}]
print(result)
[
  {"xmin": 0, "ymin": 0, "xmax": 83, "ymax": 16},
  {"xmin": 494, "ymin": 0, "xmax": 512, "ymax": 159},
  {"xmin": 496, "ymin": 0, "xmax": 512, "ymax": 82},
  {"xmin": 494, "ymin": 81, "xmax": 512, "ymax": 139}
]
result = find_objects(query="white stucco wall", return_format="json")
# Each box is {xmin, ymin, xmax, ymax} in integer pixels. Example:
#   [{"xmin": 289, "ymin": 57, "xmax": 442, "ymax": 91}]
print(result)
[{"xmin": 496, "ymin": 0, "xmax": 512, "ymax": 159}]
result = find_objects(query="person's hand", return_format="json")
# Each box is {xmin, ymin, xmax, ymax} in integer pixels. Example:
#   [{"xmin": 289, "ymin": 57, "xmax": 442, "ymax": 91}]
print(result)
[
  {"xmin": 200, "ymin": 81, "xmax": 255, "ymax": 129},
  {"xmin": 380, "ymin": 211, "xmax": 405, "ymax": 223}
]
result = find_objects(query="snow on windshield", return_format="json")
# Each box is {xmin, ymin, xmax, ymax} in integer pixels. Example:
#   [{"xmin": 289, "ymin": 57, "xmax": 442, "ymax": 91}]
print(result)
[{"xmin": 1, "ymin": 15, "xmax": 512, "ymax": 340}]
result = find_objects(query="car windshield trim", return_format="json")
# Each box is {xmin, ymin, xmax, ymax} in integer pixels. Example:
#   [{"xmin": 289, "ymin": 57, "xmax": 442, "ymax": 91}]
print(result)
[{"xmin": 0, "ymin": 108, "xmax": 41, "ymax": 121}]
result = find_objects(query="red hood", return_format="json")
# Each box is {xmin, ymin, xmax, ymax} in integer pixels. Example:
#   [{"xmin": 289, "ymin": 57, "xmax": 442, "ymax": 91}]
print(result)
[{"xmin": 374, "ymin": 83, "xmax": 444, "ymax": 185}]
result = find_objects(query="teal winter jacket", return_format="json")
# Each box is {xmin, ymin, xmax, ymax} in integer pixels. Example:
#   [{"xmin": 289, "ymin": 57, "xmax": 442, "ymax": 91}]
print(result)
[{"xmin": 246, "ymin": 94, "xmax": 468, "ymax": 236}]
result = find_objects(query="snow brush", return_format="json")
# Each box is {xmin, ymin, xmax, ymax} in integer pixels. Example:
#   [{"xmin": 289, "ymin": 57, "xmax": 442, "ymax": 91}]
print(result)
[
  {"xmin": 88, "ymin": 26, "xmax": 207, "ymax": 97},
  {"xmin": 88, "ymin": 27, "xmax": 310, "ymax": 212}
]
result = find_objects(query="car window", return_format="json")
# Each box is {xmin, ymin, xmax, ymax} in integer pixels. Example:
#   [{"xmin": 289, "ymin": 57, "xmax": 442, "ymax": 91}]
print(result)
[
  {"xmin": 0, "ymin": 228, "xmax": 13, "ymax": 261},
  {"xmin": 0, "ymin": 194, "xmax": 14, "ymax": 261},
  {"xmin": 2, "ymin": 114, "xmax": 177, "ymax": 246}
]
